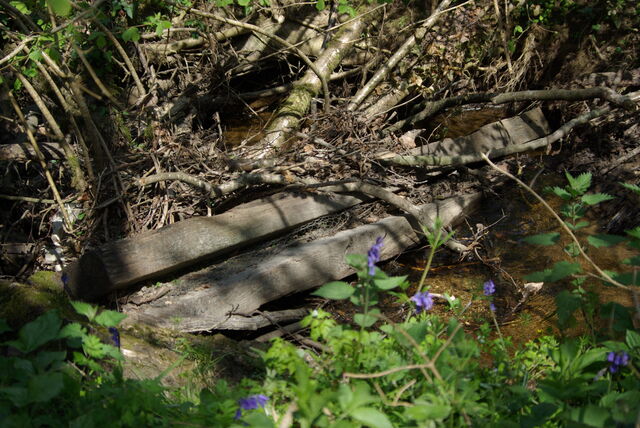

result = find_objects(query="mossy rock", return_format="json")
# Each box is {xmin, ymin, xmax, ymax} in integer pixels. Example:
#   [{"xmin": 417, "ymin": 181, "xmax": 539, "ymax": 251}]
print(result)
[{"xmin": 0, "ymin": 271, "xmax": 72, "ymax": 329}]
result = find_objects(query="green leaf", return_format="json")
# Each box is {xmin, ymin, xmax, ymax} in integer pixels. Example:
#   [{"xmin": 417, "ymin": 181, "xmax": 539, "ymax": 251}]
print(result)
[
  {"xmin": 59, "ymin": 322, "xmax": 86, "ymax": 340},
  {"xmin": 405, "ymin": 403, "xmax": 452, "ymax": 420},
  {"xmin": 71, "ymin": 301, "xmax": 98, "ymax": 321},
  {"xmin": 5, "ymin": 311, "xmax": 61, "ymax": 353},
  {"xmin": 82, "ymin": 335, "xmax": 107, "ymax": 359},
  {"xmin": 524, "ymin": 261, "xmax": 582, "ymax": 283},
  {"xmin": 94, "ymin": 310, "xmax": 127, "ymax": 327},
  {"xmin": 33, "ymin": 351, "xmax": 66, "ymax": 372},
  {"xmin": 0, "ymin": 319, "xmax": 10, "ymax": 334},
  {"xmin": 587, "ymin": 234, "xmax": 626, "ymax": 248},
  {"xmin": 620, "ymin": 182, "xmax": 640, "ymax": 194},
  {"xmin": 28, "ymin": 372, "xmax": 64, "ymax": 403},
  {"xmin": 581, "ymin": 193, "xmax": 614, "ymax": 205},
  {"xmin": 564, "ymin": 405, "xmax": 610, "ymax": 427},
  {"xmin": 122, "ymin": 27, "xmax": 140, "ymax": 43},
  {"xmin": 46, "ymin": 0, "xmax": 71, "ymax": 16},
  {"xmin": 626, "ymin": 329, "xmax": 640, "ymax": 349},
  {"xmin": 345, "ymin": 254, "xmax": 367, "ymax": 270},
  {"xmin": 315, "ymin": 0, "xmax": 325, "ymax": 10},
  {"xmin": 622, "ymin": 255, "xmax": 640, "ymax": 266},
  {"xmin": 522, "ymin": 233, "xmax": 560, "ymax": 246},
  {"xmin": 350, "ymin": 407, "xmax": 393, "ymax": 428},
  {"xmin": 566, "ymin": 171, "xmax": 591, "ymax": 195},
  {"xmin": 0, "ymin": 386, "xmax": 29, "ymax": 407},
  {"xmin": 567, "ymin": 220, "xmax": 589, "ymax": 231},
  {"xmin": 625, "ymin": 227, "xmax": 640, "ymax": 240},
  {"xmin": 555, "ymin": 290, "xmax": 581, "ymax": 329},
  {"xmin": 313, "ymin": 281, "xmax": 354, "ymax": 300},
  {"xmin": 548, "ymin": 186, "xmax": 572, "ymax": 200},
  {"xmin": 373, "ymin": 276, "xmax": 407, "ymax": 290},
  {"xmin": 155, "ymin": 20, "xmax": 171, "ymax": 37},
  {"xmin": 354, "ymin": 310, "xmax": 378, "ymax": 328}
]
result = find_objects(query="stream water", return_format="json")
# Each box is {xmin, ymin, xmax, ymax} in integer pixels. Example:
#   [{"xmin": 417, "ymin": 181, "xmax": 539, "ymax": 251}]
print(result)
[{"xmin": 224, "ymin": 107, "xmax": 637, "ymax": 345}]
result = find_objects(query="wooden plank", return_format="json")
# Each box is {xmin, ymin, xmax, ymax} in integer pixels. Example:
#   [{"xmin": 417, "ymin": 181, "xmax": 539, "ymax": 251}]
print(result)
[
  {"xmin": 122, "ymin": 193, "xmax": 481, "ymax": 332},
  {"xmin": 413, "ymin": 108, "xmax": 550, "ymax": 158},
  {"xmin": 65, "ymin": 191, "xmax": 371, "ymax": 300},
  {"xmin": 375, "ymin": 108, "xmax": 550, "ymax": 162}
]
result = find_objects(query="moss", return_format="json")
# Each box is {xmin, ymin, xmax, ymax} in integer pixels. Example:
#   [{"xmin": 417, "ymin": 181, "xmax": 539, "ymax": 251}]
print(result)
[{"xmin": 0, "ymin": 271, "xmax": 75, "ymax": 329}]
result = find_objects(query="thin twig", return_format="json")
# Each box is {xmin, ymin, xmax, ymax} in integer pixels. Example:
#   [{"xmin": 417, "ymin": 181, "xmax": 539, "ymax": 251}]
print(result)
[
  {"xmin": 481, "ymin": 152, "xmax": 630, "ymax": 290},
  {"xmin": 8, "ymin": 91, "xmax": 73, "ymax": 230},
  {"xmin": 168, "ymin": 2, "xmax": 331, "ymax": 111}
]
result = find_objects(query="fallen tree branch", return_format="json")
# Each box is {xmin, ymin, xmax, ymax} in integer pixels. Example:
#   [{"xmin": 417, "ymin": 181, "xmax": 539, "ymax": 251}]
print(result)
[
  {"xmin": 386, "ymin": 87, "xmax": 637, "ymax": 134},
  {"xmin": 169, "ymin": 3, "xmax": 330, "ymax": 111},
  {"xmin": 346, "ymin": 0, "xmax": 453, "ymax": 111}
]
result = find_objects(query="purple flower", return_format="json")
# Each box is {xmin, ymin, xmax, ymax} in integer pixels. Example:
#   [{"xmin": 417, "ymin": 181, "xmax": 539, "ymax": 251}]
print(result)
[
  {"xmin": 411, "ymin": 291, "xmax": 433, "ymax": 314},
  {"xmin": 489, "ymin": 302, "xmax": 496, "ymax": 312},
  {"xmin": 367, "ymin": 237, "xmax": 384, "ymax": 276},
  {"xmin": 108, "ymin": 327, "xmax": 120, "ymax": 349},
  {"xmin": 235, "ymin": 394, "xmax": 269, "ymax": 419},
  {"xmin": 607, "ymin": 351, "xmax": 630, "ymax": 373},
  {"xmin": 483, "ymin": 279, "xmax": 496, "ymax": 296}
]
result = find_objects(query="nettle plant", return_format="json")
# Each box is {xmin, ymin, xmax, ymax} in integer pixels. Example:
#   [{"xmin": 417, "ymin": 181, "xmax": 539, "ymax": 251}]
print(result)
[{"xmin": 522, "ymin": 172, "xmax": 639, "ymax": 335}]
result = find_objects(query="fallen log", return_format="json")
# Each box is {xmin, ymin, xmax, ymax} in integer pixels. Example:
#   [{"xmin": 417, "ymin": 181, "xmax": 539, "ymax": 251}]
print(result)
[
  {"xmin": 64, "ymin": 191, "xmax": 371, "ymax": 300},
  {"xmin": 121, "ymin": 192, "xmax": 481, "ymax": 332},
  {"xmin": 377, "ymin": 107, "xmax": 550, "ymax": 168}
]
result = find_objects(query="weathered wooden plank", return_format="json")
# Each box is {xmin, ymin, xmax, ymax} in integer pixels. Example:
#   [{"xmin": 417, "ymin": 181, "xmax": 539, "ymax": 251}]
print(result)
[
  {"xmin": 376, "ymin": 108, "xmax": 550, "ymax": 164},
  {"xmin": 65, "ymin": 192, "xmax": 370, "ymax": 300},
  {"xmin": 122, "ymin": 193, "xmax": 481, "ymax": 332}
]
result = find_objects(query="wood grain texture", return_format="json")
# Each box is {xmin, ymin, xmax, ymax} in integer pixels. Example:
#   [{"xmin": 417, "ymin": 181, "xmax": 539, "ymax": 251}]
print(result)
[
  {"xmin": 65, "ymin": 192, "xmax": 369, "ymax": 300},
  {"xmin": 122, "ymin": 193, "xmax": 481, "ymax": 332}
]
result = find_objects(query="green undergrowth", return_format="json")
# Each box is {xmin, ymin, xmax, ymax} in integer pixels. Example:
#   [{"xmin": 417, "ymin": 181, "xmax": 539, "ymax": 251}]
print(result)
[{"xmin": 1, "ymin": 172, "xmax": 639, "ymax": 427}]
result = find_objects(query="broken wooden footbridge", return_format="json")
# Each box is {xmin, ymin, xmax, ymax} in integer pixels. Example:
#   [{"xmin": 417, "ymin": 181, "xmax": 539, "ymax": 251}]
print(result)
[{"xmin": 64, "ymin": 108, "xmax": 551, "ymax": 332}]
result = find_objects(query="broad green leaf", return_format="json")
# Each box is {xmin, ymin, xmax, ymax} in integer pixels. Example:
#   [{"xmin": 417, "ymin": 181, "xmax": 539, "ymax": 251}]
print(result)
[
  {"xmin": 581, "ymin": 193, "xmax": 614, "ymax": 205},
  {"xmin": 564, "ymin": 405, "xmax": 610, "ymax": 427},
  {"xmin": 155, "ymin": 20, "xmax": 171, "ymax": 36},
  {"xmin": 94, "ymin": 310, "xmax": 127, "ymax": 327},
  {"xmin": 28, "ymin": 372, "xmax": 64, "ymax": 403},
  {"xmin": 625, "ymin": 329, "xmax": 640, "ymax": 349},
  {"xmin": 524, "ymin": 261, "xmax": 582, "ymax": 283},
  {"xmin": 350, "ymin": 407, "xmax": 393, "ymax": 428},
  {"xmin": 10, "ymin": 1, "xmax": 30, "ymax": 14},
  {"xmin": 0, "ymin": 386, "xmax": 29, "ymax": 407},
  {"xmin": 373, "ymin": 275, "xmax": 407, "ymax": 290},
  {"xmin": 71, "ymin": 301, "xmax": 98, "ymax": 321},
  {"xmin": 587, "ymin": 234, "xmax": 626, "ymax": 248},
  {"xmin": 405, "ymin": 403, "xmax": 452, "ymax": 420},
  {"xmin": 313, "ymin": 281, "xmax": 354, "ymax": 300},
  {"xmin": 522, "ymin": 233, "xmax": 560, "ymax": 246},
  {"xmin": 625, "ymin": 227, "xmax": 640, "ymax": 240},
  {"xmin": 555, "ymin": 290, "xmax": 581, "ymax": 329},
  {"xmin": 620, "ymin": 182, "xmax": 640, "ymax": 194},
  {"xmin": 622, "ymin": 255, "xmax": 640, "ymax": 266},
  {"xmin": 82, "ymin": 335, "xmax": 106, "ymax": 359},
  {"xmin": 237, "ymin": 0, "xmax": 250, "ymax": 5},
  {"xmin": 548, "ymin": 186, "xmax": 572, "ymax": 200},
  {"xmin": 566, "ymin": 171, "xmax": 591, "ymax": 195},
  {"xmin": 316, "ymin": 0, "xmax": 325, "ymax": 10},
  {"xmin": 122, "ymin": 27, "xmax": 140, "ymax": 43},
  {"xmin": 345, "ymin": 254, "xmax": 367, "ymax": 269},
  {"xmin": 0, "ymin": 319, "xmax": 10, "ymax": 334},
  {"xmin": 5, "ymin": 311, "xmax": 61, "ymax": 353},
  {"xmin": 33, "ymin": 351, "xmax": 66, "ymax": 372},
  {"xmin": 567, "ymin": 220, "xmax": 589, "ymax": 231},
  {"xmin": 59, "ymin": 322, "xmax": 86, "ymax": 340},
  {"xmin": 46, "ymin": 0, "xmax": 71, "ymax": 16},
  {"xmin": 354, "ymin": 311, "xmax": 378, "ymax": 328}
]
